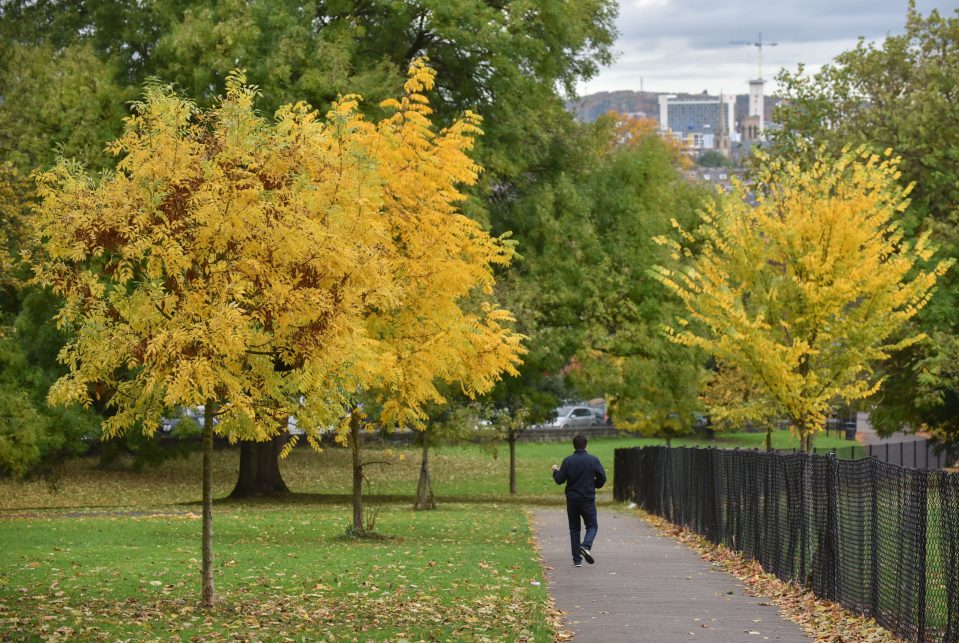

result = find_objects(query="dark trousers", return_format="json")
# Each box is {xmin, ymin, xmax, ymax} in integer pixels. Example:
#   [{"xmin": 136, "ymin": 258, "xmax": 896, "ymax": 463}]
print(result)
[{"xmin": 566, "ymin": 497, "xmax": 598, "ymax": 563}]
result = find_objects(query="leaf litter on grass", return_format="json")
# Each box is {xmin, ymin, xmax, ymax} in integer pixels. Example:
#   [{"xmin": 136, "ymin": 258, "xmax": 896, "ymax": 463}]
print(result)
[
  {"xmin": 0, "ymin": 578, "xmax": 546, "ymax": 641},
  {"xmin": 0, "ymin": 504, "xmax": 555, "ymax": 641}
]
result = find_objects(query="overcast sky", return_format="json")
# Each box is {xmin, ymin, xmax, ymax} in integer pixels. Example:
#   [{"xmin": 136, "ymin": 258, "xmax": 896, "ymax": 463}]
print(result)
[{"xmin": 577, "ymin": 0, "xmax": 958, "ymax": 96}]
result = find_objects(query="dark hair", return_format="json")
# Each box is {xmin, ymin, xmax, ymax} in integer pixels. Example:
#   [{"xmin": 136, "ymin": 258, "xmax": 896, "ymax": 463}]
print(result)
[{"xmin": 573, "ymin": 434, "xmax": 588, "ymax": 450}]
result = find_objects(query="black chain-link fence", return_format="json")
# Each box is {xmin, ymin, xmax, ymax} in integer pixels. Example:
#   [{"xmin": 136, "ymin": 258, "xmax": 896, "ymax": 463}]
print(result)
[{"xmin": 614, "ymin": 446, "xmax": 959, "ymax": 641}]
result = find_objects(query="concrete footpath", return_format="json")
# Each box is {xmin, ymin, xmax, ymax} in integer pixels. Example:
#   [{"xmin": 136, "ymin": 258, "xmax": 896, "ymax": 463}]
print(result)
[{"xmin": 531, "ymin": 509, "xmax": 810, "ymax": 642}]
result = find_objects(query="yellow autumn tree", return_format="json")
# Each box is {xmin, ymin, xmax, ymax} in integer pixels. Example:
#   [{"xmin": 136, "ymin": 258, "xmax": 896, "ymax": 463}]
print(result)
[
  {"xmin": 31, "ymin": 61, "xmax": 523, "ymax": 606},
  {"xmin": 604, "ymin": 111, "xmax": 690, "ymax": 168},
  {"xmin": 654, "ymin": 146, "xmax": 951, "ymax": 450},
  {"xmin": 318, "ymin": 60, "xmax": 525, "ymax": 530}
]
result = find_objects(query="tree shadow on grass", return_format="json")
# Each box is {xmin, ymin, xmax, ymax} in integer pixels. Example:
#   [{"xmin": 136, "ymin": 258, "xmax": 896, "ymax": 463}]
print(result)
[
  {"xmin": 1, "ymin": 492, "xmax": 571, "ymax": 517},
  {"xmin": 214, "ymin": 492, "xmax": 568, "ymax": 507}
]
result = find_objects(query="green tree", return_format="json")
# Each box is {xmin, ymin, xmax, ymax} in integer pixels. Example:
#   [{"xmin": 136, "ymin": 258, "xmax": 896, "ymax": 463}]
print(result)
[
  {"xmin": 655, "ymin": 146, "xmax": 950, "ymax": 450},
  {"xmin": 490, "ymin": 113, "xmax": 708, "ymax": 458},
  {"xmin": 772, "ymin": 4, "xmax": 959, "ymax": 441},
  {"xmin": 0, "ymin": 43, "xmax": 132, "ymax": 476},
  {"xmin": 0, "ymin": 43, "xmax": 130, "ymax": 173},
  {"xmin": 702, "ymin": 362, "xmax": 778, "ymax": 450},
  {"xmin": 0, "ymin": 163, "xmax": 101, "ymax": 477},
  {"xmin": 697, "ymin": 150, "xmax": 729, "ymax": 168},
  {"xmin": 482, "ymin": 121, "xmax": 607, "ymax": 493},
  {"xmin": 570, "ymin": 114, "xmax": 707, "ymax": 441},
  {"xmin": 2, "ymin": 0, "xmax": 616, "ymax": 181},
  {"xmin": 0, "ymin": 289, "xmax": 102, "ymax": 478}
]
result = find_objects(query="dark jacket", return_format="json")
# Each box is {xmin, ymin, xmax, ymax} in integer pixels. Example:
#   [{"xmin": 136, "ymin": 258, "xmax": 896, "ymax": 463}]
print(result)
[{"xmin": 553, "ymin": 449, "xmax": 606, "ymax": 500}]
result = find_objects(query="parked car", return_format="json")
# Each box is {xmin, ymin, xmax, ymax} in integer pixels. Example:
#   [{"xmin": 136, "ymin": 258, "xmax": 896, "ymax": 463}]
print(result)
[
  {"xmin": 588, "ymin": 406, "xmax": 606, "ymax": 424},
  {"xmin": 552, "ymin": 405, "xmax": 601, "ymax": 429}
]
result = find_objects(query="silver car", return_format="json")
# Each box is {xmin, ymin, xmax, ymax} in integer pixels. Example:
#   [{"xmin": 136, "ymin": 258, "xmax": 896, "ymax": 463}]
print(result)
[{"xmin": 552, "ymin": 406, "xmax": 600, "ymax": 429}]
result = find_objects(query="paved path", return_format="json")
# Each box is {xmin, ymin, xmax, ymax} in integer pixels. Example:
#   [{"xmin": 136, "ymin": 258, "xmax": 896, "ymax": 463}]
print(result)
[
  {"xmin": 855, "ymin": 411, "xmax": 921, "ymax": 445},
  {"xmin": 532, "ymin": 509, "xmax": 809, "ymax": 642}
]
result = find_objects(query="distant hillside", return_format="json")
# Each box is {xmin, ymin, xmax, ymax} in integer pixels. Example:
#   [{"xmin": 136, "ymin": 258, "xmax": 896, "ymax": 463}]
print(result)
[
  {"xmin": 568, "ymin": 90, "xmax": 662, "ymax": 122},
  {"xmin": 570, "ymin": 90, "xmax": 781, "ymax": 126}
]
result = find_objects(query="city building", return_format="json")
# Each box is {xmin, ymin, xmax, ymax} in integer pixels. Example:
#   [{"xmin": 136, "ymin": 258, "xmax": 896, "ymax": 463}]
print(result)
[
  {"xmin": 684, "ymin": 167, "xmax": 742, "ymax": 192},
  {"xmin": 658, "ymin": 94, "xmax": 738, "ymax": 154}
]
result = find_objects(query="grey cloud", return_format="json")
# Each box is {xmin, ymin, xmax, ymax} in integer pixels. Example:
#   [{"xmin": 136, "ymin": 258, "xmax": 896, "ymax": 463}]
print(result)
[
  {"xmin": 615, "ymin": 0, "xmax": 952, "ymax": 47},
  {"xmin": 579, "ymin": 0, "xmax": 957, "ymax": 95}
]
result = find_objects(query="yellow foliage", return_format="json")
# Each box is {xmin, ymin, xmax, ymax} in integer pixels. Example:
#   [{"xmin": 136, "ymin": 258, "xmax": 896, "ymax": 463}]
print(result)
[
  {"xmin": 31, "ymin": 60, "xmax": 524, "ymax": 442},
  {"xmin": 654, "ymin": 145, "xmax": 951, "ymax": 439},
  {"xmin": 603, "ymin": 111, "xmax": 691, "ymax": 169}
]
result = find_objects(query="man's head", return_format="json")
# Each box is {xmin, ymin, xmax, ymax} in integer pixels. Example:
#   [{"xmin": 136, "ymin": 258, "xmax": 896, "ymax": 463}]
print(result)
[{"xmin": 573, "ymin": 434, "xmax": 588, "ymax": 450}]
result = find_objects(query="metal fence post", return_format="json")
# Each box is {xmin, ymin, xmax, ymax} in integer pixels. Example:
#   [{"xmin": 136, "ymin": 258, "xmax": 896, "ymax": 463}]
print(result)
[
  {"xmin": 663, "ymin": 447, "xmax": 672, "ymax": 520},
  {"xmin": 917, "ymin": 469, "xmax": 928, "ymax": 641},
  {"xmin": 825, "ymin": 452, "xmax": 840, "ymax": 601},
  {"xmin": 870, "ymin": 457, "xmax": 879, "ymax": 618}
]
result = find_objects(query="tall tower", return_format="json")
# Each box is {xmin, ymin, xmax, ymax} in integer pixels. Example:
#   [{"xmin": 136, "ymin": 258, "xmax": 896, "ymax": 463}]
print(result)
[
  {"xmin": 658, "ymin": 94, "xmax": 671, "ymax": 133},
  {"xmin": 716, "ymin": 92, "xmax": 735, "ymax": 155},
  {"xmin": 748, "ymin": 79, "xmax": 765, "ymax": 134},
  {"xmin": 732, "ymin": 33, "xmax": 777, "ymax": 138}
]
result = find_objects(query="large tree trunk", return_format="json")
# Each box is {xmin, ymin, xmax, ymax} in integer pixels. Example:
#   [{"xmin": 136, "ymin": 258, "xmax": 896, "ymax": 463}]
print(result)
[
  {"xmin": 201, "ymin": 400, "xmax": 217, "ymax": 609},
  {"xmin": 414, "ymin": 436, "xmax": 436, "ymax": 510},
  {"xmin": 766, "ymin": 426, "xmax": 773, "ymax": 452},
  {"xmin": 230, "ymin": 424, "xmax": 291, "ymax": 498},
  {"xmin": 350, "ymin": 410, "xmax": 364, "ymax": 534},
  {"xmin": 508, "ymin": 429, "xmax": 517, "ymax": 495}
]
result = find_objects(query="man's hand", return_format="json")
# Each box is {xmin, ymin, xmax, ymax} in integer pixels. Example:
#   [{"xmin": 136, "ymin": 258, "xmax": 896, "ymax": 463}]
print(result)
[{"xmin": 551, "ymin": 464, "xmax": 559, "ymax": 472}]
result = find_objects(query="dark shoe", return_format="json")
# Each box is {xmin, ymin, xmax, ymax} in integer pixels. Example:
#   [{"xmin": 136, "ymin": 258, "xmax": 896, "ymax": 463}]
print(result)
[
  {"xmin": 573, "ymin": 562, "xmax": 582, "ymax": 567},
  {"xmin": 580, "ymin": 547, "xmax": 594, "ymax": 564}
]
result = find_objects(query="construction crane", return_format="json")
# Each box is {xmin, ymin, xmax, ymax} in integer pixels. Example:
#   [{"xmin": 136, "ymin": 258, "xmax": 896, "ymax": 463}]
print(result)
[{"xmin": 731, "ymin": 32, "xmax": 778, "ymax": 81}]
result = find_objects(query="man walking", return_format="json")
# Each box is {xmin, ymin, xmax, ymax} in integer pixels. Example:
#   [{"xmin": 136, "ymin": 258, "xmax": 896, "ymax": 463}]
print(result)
[{"xmin": 552, "ymin": 434, "xmax": 606, "ymax": 567}]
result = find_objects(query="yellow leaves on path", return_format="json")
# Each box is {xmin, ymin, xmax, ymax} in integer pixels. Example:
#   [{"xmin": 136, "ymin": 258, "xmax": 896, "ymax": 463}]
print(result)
[{"xmin": 32, "ymin": 58, "xmax": 524, "ymax": 442}]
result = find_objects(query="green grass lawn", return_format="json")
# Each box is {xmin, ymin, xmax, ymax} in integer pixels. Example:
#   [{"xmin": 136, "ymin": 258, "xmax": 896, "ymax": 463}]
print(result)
[
  {"xmin": 0, "ymin": 430, "xmax": 858, "ymax": 511},
  {"xmin": 0, "ymin": 503, "xmax": 551, "ymax": 641},
  {"xmin": 0, "ymin": 430, "xmax": 858, "ymax": 640}
]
